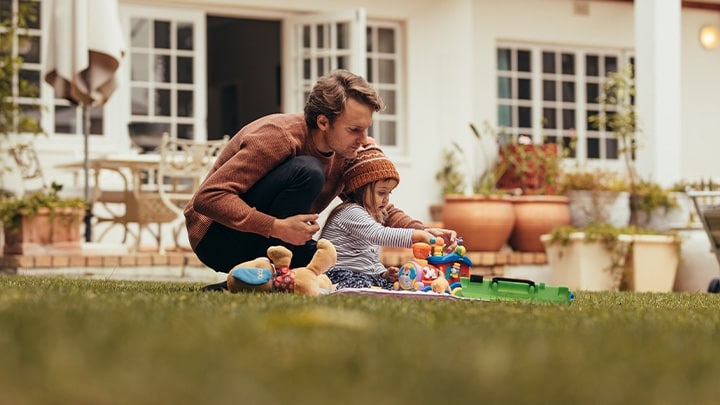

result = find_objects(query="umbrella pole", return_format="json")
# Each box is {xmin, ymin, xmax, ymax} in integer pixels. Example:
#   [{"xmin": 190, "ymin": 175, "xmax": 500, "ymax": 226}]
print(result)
[{"xmin": 82, "ymin": 104, "xmax": 93, "ymax": 242}]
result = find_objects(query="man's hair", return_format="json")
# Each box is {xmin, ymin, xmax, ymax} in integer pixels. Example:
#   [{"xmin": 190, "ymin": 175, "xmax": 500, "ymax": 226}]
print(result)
[{"xmin": 304, "ymin": 69, "xmax": 385, "ymax": 129}]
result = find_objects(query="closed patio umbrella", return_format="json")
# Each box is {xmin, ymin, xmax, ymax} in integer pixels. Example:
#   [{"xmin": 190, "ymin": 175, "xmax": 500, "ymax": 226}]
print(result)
[{"xmin": 44, "ymin": 0, "xmax": 125, "ymax": 242}]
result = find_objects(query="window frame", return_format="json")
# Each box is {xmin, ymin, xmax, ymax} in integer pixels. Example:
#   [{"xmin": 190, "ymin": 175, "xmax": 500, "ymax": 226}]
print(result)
[
  {"xmin": 366, "ymin": 19, "xmax": 405, "ymax": 156},
  {"xmin": 496, "ymin": 41, "xmax": 634, "ymax": 169}
]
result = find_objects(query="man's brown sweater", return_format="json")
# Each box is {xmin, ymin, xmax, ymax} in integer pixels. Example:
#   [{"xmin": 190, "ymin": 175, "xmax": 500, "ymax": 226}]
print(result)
[{"xmin": 184, "ymin": 113, "xmax": 423, "ymax": 249}]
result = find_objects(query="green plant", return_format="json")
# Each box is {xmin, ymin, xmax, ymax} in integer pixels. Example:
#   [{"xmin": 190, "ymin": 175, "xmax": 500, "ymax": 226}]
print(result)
[
  {"xmin": 469, "ymin": 121, "xmax": 507, "ymax": 195},
  {"xmin": 560, "ymin": 168, "xmax": 629, "ymax": 193},
  {"xmin": 588, "ymin": 64, "xmax": 639, "ymax": 189},
  {"xmin": 438, "ymin": 121, "xmax": 566, "ymax": 196},
  {"xmin": 630, "ymin": 179, "xmax": 679, "ymax": 214},
  {"xmin": 435, "ymin": 146, "xmax": 466, "ymax": 195},
  {"xmin": 0, "ymin": 2, "xmax": 44, "ymax": 180},
  {"xmin": 496, "ymin": 138, "xmax": 565, "ymax": 195},
  {"xmin": 0, "ymin": 181, "xmax": 86, "ymax": 233},
  {"xmin": 435, "ymin": 122, "xmax": 506, "ymax": 196}
]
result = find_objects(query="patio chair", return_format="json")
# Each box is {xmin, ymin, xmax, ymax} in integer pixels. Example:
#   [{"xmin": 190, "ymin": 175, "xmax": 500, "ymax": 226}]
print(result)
[
  {"xmin": 7, "ymin": 141, "xmax": 89, "ymax": 199},
  {"xmin": 7, "ymin": 141, "xmax": 47, "ymax": 194},
  {"xmin": 156, "ymin": 133, "xmax": 229, "ymax": 249},
  {"xmin": 93, "ymin": 160, "xmax": 183, "ymax": 253},
  {"xmin": 685, "ymin": 188, "xmax": 720, "ymax": 293}
]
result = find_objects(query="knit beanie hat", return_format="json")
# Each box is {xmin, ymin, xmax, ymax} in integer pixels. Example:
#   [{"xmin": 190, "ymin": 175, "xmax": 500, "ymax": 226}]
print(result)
[{"xmin": 343, "ymin": 145, "xmax": 400, "ymax": 194}]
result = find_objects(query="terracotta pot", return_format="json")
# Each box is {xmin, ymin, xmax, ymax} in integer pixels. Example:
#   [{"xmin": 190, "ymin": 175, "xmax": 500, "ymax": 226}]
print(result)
[
  {"xmin": 442, "ymin": 194, "xmax": 515, "ymax": 251},
  {"xmin": 3, "ymin": 207, "xmax": 82, "ymax": 255},
  {"xmin": 510, "ymin": 195, "xmax": 571, "ymax": 252}
]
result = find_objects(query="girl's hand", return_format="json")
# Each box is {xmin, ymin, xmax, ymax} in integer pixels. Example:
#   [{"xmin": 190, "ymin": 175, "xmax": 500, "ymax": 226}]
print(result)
[
  {"xmin": 425, "ymin": 227, "xmax": 458, "ymax": 253},
  {"xmin": 382, "ymin": 266, "xmax": 399, "ymax": 282}
]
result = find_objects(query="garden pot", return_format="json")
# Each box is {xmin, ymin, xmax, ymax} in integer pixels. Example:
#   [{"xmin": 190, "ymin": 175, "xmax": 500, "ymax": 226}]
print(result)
[
  {"xmin": 623, "ymin": 234, "xmax": 681, "ymax": 292},
  {"xmin": 541, "ymin": 232, "xmax": 632, "ymax": 291},
  {"xmin": 442, "ymin": 194, "xmax": 515, "ymax": 251},
  {"xmin": 429, "ymin": 203, "xmax": 444, "ymax": 223},
  {"xmin": 3, "ymin": 207, "xmax": 83, "ymax": 255},
  {"xmin": 565, "ymin": 190, "xmax": 631, "ymax": 228},
  {"xmin": 630, "ymin": 192, "xmax": 692, "ymax": 232},
  {"xmin": 509, "ymin": 195, "xmax": 570, "ymax": 252}
]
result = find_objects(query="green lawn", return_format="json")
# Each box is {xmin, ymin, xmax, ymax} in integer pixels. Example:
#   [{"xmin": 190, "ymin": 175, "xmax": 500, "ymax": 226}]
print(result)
[{"xmin": 1, "ymin": 276, "xmax": 719, "ymax": 405}]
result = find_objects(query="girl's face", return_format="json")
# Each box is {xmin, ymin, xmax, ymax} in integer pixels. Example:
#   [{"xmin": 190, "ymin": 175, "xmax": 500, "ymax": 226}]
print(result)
[{"xmin": 367, "ymin": 179, "xmax": 398, "ymax": 213}]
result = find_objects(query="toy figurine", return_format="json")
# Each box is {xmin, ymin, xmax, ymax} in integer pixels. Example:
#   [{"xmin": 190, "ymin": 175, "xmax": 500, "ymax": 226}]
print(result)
[
  {"xmin": 430, "ymin": 236, "xmax": 446, "ymax": 257},
  {"xmin": 394, "ymin": 263, "xmax": 424, "ymax": 291},
  {"xmin": 445, "ymin": 262, "xmax": 462, "ymax": 284}
]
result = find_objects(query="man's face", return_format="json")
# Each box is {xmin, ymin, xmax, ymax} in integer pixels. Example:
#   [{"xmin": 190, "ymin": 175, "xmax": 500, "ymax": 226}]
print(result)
[{"xmin": 322, "ymin": 98, "xmax": 373, "ymax": 159}]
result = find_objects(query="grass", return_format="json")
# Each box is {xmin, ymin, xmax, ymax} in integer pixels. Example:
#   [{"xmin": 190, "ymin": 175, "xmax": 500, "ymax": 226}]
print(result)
[{"xmin": 1, "ymin": 276, "xmax": 719, "ymax": 405}]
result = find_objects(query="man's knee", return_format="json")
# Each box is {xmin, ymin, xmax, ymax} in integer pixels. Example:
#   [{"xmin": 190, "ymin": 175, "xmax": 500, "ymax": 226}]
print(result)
[{"xmin": 290, "ymin": 156, "xmax": 325, "ymax": 193}]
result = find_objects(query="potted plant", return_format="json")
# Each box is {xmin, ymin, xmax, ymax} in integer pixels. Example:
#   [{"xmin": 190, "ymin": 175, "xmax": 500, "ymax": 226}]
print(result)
[
  {"xmin": 541, "ymin": 222, "xmax": 681, "ymax": 292},
  {"xmin": 0, "ymin": 182, "xmax": 86, "ymax": 254},
  {"xmin": 586, "ymin": 64, "xmax": 688, "ymax": 232},
  {"xmin": 495, "ymin": 133, "xmax": 565, "ymax": 196},
  {"xmin": 560, "ymin": 168, "xmax": 631, "ymax": 228},
  {"xmin": 541, "ymin": 222, "xmax": 633, "ymax": 291},
  {"xmin": 438, "ymin": 122, "xmax": 516, "ymax": 252},
  {"xmin": 492, "ymin": 128, "xmax": 571, "ymax": 252},
  {"xmin": 432, "ymin": 146, "xmax": 466, "ymax": 222},
  {"xmin": 437, "ymin": 122, "xmax": 572, "ymax": 253},
  {"xmin": 629, "ymin": 179, "xmax": 692, "ymax": 232}
]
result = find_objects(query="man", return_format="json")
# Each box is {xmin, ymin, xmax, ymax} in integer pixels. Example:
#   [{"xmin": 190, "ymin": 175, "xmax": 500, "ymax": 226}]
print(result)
[{"xmin": 185, "ymin": 70, "xmax": 456, "ymax": 289}]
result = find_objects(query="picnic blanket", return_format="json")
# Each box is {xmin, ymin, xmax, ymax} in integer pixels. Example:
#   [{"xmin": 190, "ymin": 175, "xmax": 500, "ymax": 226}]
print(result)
[{"xmin": 326, "ymin": 287, "xmax": 485, "ymax": 301}]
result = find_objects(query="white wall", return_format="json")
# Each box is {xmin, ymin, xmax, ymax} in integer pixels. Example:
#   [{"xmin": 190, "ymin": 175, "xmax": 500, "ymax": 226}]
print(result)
[
  {"xmin": 19, "ymin": 0, "xmax": 720, "ymax": 227},
  {"xmin": 681, "ymin": 10, "xmax": 720, "ymax": 182}
]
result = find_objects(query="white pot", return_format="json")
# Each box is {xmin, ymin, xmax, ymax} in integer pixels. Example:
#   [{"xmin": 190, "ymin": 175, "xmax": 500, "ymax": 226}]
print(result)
[
  {"xmin": 541, "ymin": 232, "xmax": 632, "ymax": 291},
  {"xmin": 624, "ymin": 234, "xmax": 680, "ymax": 292},
  {"xmin": 631, "ymin": 192, "xmax": 692, "ymax": 232},
  {"xmin": 565, "ymin": 190, "xmax": 631, "ymax": 228}
]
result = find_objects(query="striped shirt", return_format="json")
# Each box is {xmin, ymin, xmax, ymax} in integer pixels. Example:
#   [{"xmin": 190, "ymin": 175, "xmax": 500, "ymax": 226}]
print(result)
[{"xmin": 320, "ymin": 204, "xmax": 414, "ymax": 275}]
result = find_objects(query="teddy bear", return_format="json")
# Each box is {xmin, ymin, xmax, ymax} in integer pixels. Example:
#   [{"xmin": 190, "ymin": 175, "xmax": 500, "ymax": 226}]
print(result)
[{"xmin": 226, "ymin": 238, "xmax": 336, "ymax": 296}]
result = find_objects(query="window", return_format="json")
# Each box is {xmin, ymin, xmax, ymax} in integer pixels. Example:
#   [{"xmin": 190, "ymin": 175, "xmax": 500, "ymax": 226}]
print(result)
[
  {"xmin": 1, "ymin": 0, "xmax": 44, "ymax": 135},
  {"xmin": 366, "ymin": 21, "xmax": 404, "ymax": 152},
  {"xmin": 497, "ymin": 43, "xmax": 633, "ymax": 165},
  {"xmin": 125, "ymin": 8, "xmax": 204, "ymax": 151}
]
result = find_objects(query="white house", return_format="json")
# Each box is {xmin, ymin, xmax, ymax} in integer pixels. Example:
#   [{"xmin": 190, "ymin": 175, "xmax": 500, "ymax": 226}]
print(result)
[{"xmin": 4, "ymin": 0, "xmax": 720, "ymax": 228}]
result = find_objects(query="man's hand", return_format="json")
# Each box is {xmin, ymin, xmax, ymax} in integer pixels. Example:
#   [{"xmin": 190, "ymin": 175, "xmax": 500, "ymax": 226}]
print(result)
[{"xmin": 271, "ymin": 214, "xmax": 320, "ymax": 245}]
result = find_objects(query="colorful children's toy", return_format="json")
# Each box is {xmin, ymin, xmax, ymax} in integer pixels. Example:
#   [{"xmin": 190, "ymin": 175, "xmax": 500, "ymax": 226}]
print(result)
[
  {"xmin": 395, "ymin": 237, "xmax": 473, "ymax": 294},
  {"xmin": 457, "ymin": 275, "xmax": 575, "ymax": 305},
  {"xmin": 226, "ymin": 238, "xmax": 336, "ymax": 296}
]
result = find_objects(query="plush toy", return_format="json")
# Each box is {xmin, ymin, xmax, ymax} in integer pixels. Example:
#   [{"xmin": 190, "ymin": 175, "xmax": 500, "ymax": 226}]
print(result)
[
  {"xmin": 226, "ymin": 257, "xmax": 275, "ymax": 293},
  {"xmin": 226, "ymin": 238, "xmax": 336, "ymax": 296}
]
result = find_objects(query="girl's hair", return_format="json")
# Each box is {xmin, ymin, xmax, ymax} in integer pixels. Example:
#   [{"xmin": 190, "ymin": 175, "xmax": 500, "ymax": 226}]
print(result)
[
  {"xmin": 328, "ymin": 181, "xmax": 390, "ymax": 226},
  {"xmin": 304, "ymin": 69, "xmax": 385, "ymax": 129}
]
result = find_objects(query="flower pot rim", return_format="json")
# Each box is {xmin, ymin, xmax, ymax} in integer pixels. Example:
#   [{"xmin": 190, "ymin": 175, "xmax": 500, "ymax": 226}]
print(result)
[
  {"xmin": 540, "ymin": 232, "xmax": 634, "ymax": 243},
  {"xmin": 512, "ymin": 195, "xmax": 569, "ymax": 203},
  {"xmin": 624, "ymin": 234, "xmax": 681, "ymax": 243},
  {"xmin": 564, "ymin": 189, "xmax": 630, "ymax": 196},
  {"xmin": 444, "ymin": 194, "xmax": 513, "ymax": 202}
]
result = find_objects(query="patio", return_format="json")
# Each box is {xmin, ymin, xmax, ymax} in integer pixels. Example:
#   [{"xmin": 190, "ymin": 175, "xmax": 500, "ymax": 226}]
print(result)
[{"xmin": 0, "ymin": 239, "xmax": 551, "ymax": 284}]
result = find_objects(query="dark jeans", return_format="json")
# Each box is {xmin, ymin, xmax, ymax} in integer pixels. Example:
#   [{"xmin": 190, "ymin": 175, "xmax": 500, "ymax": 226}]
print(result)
[{"xmin": 194, "ymin": 155, "xmax": 324, "ymax": 273}]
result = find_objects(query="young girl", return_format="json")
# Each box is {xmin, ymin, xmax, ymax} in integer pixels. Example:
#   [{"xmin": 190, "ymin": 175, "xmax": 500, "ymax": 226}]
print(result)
[{"xmin": 320, "ymin": 144, "xmax": 437, "ymax": 290}]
